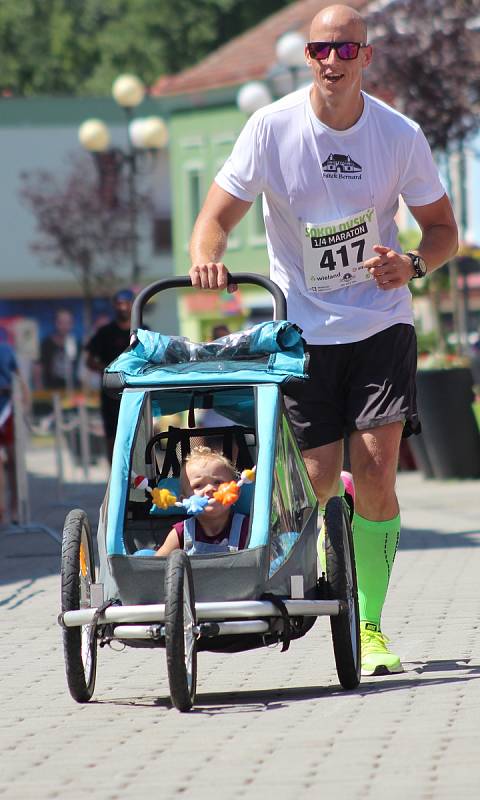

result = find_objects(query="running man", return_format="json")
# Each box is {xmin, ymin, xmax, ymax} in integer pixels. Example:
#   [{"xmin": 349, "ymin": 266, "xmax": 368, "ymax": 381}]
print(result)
[{"xmin": 187, "ymin": 4, "xmax": 458, "ymax": 675}]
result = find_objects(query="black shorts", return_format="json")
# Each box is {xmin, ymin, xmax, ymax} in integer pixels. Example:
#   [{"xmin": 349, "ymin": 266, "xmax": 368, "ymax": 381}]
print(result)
[{"xmin": 283, "ymin": 324, "xmax": 420, "ymax": 450}]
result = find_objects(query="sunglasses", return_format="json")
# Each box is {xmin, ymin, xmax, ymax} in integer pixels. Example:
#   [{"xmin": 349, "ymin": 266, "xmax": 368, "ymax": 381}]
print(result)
[{"xmin": 306, "ymin": 41, "xmax": 367, "ymax": 61}]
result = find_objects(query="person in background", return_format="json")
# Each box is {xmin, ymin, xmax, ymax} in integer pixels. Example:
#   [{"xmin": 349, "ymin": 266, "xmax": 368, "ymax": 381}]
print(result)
[
  {"xmin": 85, "ymin": 289, "xmax": 134, "ymax": 462},
  {"xmin": 0, "ymin": 328, "xmax": 30, "ymax": 525},
  {"xmin": 211, "ymin": 323, "xmax": 231, "ymax": 340},
  {"xmin": 35, "ymin": 308, "xmax": 79, "ymax": 391}
]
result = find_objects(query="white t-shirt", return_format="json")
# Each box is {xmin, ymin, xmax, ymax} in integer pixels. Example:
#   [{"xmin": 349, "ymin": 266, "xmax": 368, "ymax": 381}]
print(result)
[{"xmin": 216, "ymin": 89, "xmax": 445, "ymax": 344}]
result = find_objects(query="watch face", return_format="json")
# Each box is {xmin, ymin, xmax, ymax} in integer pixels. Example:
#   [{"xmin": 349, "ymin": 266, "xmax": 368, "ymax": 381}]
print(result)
[
  {"xmin": 415, "ymin": 257, "xmax": 427, "ymax": 277},
  {"xmin": 408, "ymin": 253, "xmax": 427, "ymax": 279}
]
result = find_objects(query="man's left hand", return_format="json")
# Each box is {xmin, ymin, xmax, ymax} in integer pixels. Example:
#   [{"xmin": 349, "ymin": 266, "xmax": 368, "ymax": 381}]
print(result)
[{"xmin": 364, "ymin": 245, "xmax": 414, "ymax": 290}]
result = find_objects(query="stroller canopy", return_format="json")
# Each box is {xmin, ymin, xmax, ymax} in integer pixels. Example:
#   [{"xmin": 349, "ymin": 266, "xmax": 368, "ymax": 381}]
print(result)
[{"xmin": 105, "ymin": 321, "xmax": 308, "ymax": 387}]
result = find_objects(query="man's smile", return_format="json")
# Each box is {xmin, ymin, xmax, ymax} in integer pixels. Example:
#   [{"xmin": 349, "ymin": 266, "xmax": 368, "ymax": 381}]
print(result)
[{"xmin": 323, "ymin": 72, "xmax": 344, "ymax": 83}]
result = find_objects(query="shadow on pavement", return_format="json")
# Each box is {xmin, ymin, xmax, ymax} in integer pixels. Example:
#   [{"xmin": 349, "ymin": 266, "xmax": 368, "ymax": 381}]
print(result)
[
  {"xmin": 0, "ymin": 472, "xmax": 106, "ymax": 590},
  {"xmin": 88, "ymin": 662, "xmax": 480, "ymax": 712},
  {"xmin": 399, "ymin": 526, "xmax": 480, "ymax": 550}
]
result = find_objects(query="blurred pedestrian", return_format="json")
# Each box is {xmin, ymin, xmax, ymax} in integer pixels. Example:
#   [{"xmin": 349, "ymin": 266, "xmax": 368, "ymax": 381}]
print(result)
[
  {"xmin": 0, "ymin": 328, "xmax": 30, "ymax": 525},
  {"xmin": 34, "ymin": 308, "xmax": 79, "ymax": 391},
  {"xmin": 85, "ymin": 289, "xmax": 134, "ymax": 462},
  {"xmin": 211, "ymin": 323, "xmax": 230, "ymax": 340}
]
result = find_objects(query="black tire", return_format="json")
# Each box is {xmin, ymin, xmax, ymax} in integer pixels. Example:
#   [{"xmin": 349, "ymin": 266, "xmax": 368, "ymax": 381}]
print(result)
[
  {"xmin": 324, "ymin": 495, "xmax": 361, "ymax": 690},
  {"xmin": 164, "ymin": 550, "xmax": 197, "ymax": 712},
  {"xmin": 61, "ymin": 509, "xmax": 97, "ymax": 702}
]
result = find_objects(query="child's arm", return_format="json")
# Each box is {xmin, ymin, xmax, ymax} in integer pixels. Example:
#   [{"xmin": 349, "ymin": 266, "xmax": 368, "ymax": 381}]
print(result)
[{"xmin": 155, "ymin": 528, "xmax": 181, "ymax": 557}]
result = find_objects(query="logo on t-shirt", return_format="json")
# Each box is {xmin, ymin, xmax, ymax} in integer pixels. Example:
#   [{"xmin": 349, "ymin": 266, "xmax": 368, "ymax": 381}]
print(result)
[{"xmin": 322, "ymin": 153, "xmax": 362, "ymax": 180}]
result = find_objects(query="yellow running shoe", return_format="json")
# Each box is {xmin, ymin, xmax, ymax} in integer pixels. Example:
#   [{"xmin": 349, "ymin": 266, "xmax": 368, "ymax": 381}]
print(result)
[{"xmin": 360, "ymin": 623, "xmax": 404, "ymax": 676}]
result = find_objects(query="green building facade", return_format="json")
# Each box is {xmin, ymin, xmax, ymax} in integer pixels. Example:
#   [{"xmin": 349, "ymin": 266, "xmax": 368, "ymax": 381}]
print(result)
[{"xmin": 167, "ymin": 102, "xmax": 271, "ymax": 341}]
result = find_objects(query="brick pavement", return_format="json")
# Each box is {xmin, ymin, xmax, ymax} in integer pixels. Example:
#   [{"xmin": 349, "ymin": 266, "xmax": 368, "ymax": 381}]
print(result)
[{"xmin": 1, "ymin": 448, "xmax": 479, "ymax": 800}]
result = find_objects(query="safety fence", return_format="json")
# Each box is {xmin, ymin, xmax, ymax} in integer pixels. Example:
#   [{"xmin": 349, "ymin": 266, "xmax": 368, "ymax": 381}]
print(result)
[{"xmin": 11, "ymin": 383, "xmax": 107, "ymax": 528}]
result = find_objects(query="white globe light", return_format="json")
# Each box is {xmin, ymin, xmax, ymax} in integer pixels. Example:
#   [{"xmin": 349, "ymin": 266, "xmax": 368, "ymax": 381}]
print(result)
[
  {"xmin": 237, "ymin": 82, "xmax": 272, "ymax": 114},
  {"xmin": 275, "ymin": 31, "xmax": 306, "ymax": 68},
  {"xmin": 112, "ymin": 74, "xmax": 145, "ymax": 108},
  {"xmin": 78, "ymin": 119, "xmax": 111, "ymax": 152},
  {"xmin": 141, "ymin": 116, "xmax": 169, "ymax": 149},
  {"xmin": 128, "ymin": 118, "xmax": 148, "ymax": 149}
]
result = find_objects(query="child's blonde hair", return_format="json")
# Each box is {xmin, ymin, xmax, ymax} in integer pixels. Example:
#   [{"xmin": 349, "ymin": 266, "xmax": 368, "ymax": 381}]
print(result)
[{"xmin": 180, "ymin": 446, "xmax": 237, "ymax": 492}]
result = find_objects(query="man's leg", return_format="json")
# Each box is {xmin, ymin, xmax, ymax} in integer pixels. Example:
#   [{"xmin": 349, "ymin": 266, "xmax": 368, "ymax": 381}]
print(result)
[
  {"xmin": 302, "ymin": 439, "xmax": 344, "ymax": 511},
  {"xmin": 349, "ymin": 421, "xmax": 404, "ymax": 675},
  {"xmin": 302, "ymin": 439, "xmax": 345, "ymax": 573}
]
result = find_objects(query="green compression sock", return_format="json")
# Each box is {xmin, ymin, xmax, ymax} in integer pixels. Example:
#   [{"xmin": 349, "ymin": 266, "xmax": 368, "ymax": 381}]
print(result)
[{"xmin": 352, "ymin": 512, "xmax": 400, "ymax": 630}]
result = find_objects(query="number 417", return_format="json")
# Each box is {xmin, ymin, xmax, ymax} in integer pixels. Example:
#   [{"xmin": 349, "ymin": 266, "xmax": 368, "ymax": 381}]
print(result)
[{"xmin": 320, "ymin": 239, "xmax": 365, "ymax": 271}]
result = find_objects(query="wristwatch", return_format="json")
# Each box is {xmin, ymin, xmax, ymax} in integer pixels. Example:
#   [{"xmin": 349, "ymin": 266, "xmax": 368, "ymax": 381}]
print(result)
[{"xmin": 406, "ymin": 252, "xmax": 428, "ymax": 280}]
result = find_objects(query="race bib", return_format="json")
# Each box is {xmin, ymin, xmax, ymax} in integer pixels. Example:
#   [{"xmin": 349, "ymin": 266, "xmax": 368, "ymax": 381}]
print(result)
[{"xmin": 302, "ymin": 207, "xmax": 380, "ymax": 293}]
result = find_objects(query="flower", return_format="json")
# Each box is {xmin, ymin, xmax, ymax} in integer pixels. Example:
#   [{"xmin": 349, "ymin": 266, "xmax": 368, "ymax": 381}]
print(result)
[{"xmin": 418, "ymin": 352, "xmax": 471, "ymax": 370}]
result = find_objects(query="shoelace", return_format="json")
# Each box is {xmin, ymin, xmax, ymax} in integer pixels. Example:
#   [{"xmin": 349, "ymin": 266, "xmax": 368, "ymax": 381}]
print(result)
[{"xmin": 360, "ymin": 629, "xmax": 391, "ymax": 652}]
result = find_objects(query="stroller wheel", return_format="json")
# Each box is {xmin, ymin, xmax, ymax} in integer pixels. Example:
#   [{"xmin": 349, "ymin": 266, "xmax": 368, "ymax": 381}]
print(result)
[
  {"xmin": 164, "ymin": 550, "xmax": 197, "ymax": 711},
  {"xmin": 324, "ymin": 496, "xmax": 361, "ymax": 690},
  {"xmin": 61, "ymin": 509, "xmax": 97, "ymax": 702}
]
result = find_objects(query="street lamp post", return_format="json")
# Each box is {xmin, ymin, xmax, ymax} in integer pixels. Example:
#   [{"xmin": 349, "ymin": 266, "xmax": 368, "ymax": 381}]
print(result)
[{"xmin": 78, "ymin": 73, "xmax": 168, "ymax": 286}]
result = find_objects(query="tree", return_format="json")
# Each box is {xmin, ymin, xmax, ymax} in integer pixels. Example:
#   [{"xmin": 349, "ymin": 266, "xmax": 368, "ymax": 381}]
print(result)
[
  {"xmin": 366, "ymin": 0, "xmax": 480, "ymax": 353},
  {"xmin": 19, "ymin": 154, "xmax": 142, "ymax": 328},
  {"xmin": 366, "ymin": 0, "xmax": 479, "ymax": 151},
  {"xmin": 0, "ymin": 0, "xmax": 294, "ymax": 96}
]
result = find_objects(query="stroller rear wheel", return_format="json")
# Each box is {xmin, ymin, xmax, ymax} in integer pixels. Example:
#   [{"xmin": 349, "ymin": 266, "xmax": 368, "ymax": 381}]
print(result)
[
  {"xmin": 61, "ymin": 509, "xmax": 97, "ymax": 702},
  {"xmin": 164, "ymin": 550, "xmax": 197, "ymax": 711},
  {"xmin": 324, "ymin": 495, "xmax": 361, "ymax": 690}
]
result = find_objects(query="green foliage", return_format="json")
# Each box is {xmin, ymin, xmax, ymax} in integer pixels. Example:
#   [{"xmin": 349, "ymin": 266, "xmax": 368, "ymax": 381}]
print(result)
[
  {"xmin": 0, "ymin": 0, "xmax": 293, "ymax": 96},
  {"xmin": 367, "ymin": 0, "xmax": 480, "ymax": 150},
  {"xmin": 398, "ymin": 228, "xmax": 421, "ymax": 252}
]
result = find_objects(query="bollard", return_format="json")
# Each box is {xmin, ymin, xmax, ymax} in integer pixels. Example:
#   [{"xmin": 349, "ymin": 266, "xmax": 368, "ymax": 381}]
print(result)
[
  {"xmin": 78, "ymin": 403, "xmax": 90, "ymax": 482},
  {"xmin": 53, "ymin": 392, "xmax": 66, "ymax": 501},
  {"xmin": 12, "ymin": 376, "xmax": 29, "ymax": 525}
]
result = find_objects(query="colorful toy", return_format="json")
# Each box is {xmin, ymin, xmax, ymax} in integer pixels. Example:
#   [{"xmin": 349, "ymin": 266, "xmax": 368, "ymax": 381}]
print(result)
[
  {"xmin": 151, "ymin": 487, "xmax": 177, "ymax": 510},
  {"xmin": 213, "ymin": 481, "xmax": 240, "ymax": 506},
  {"xmin": 181, "ymin": 494, "xmax": 210, "ymax": 514},
  {"xmin": 131, "ymin": 465, "xmax": 256, "ymax": 515}
]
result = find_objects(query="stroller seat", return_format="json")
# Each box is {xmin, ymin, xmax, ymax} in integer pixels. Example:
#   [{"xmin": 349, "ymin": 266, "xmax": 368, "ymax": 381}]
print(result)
[{"xmin": 146, "ymin": 424, "xmax": 255, "ymax": 479}]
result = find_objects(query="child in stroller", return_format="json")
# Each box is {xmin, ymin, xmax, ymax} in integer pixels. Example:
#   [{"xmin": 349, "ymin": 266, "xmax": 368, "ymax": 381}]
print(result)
[{"xmin": 155, "ymin": 446, "xmax": 250, "ymax": 557}]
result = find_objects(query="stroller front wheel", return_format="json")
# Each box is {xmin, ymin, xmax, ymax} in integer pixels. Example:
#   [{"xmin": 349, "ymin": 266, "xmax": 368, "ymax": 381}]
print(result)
[
  {"xmin": 164, "ymin": 550, "xmax": 197, "ymax": 711},
  {"xmin": 61, "ymin": 509, "xmax": 97, "ymax": 702},
  {"xmin": 324, "ymin": 495, "xmax": 361, "ymax": 690}
]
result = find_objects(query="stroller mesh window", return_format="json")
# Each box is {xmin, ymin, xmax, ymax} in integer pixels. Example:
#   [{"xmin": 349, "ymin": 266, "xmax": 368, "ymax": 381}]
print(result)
[
  {"xmin": 147, "ymin": 425, "xmax": 256, "ymax": 478},
  {"xmin": 269, "ymin": 414, "xmax": 317, "ymax": 577}
]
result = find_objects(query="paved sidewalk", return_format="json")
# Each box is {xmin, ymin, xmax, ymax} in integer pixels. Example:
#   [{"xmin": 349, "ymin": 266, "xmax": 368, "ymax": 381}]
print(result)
[{"xmin": 1, "ymin": 449, "xmax": 479, "ymax": 800}]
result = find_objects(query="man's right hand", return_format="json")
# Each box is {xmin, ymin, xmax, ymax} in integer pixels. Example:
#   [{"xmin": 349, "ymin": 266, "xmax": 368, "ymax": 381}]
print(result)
[{"xmin": 188, "ymin": 262, "xmax": 237, "ymax": 293}]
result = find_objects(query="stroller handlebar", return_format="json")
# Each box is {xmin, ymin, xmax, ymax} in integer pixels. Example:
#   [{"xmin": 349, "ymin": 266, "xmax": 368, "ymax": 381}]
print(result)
[{"xmin": 130, "ymin": 274, "xmax": 287, "ymax": 333}]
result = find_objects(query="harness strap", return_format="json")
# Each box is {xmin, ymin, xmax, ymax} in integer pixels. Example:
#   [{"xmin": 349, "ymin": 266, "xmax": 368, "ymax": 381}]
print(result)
[{"xmin": 262, "ymin": 593, "xmax": 292, "ymax": 652}]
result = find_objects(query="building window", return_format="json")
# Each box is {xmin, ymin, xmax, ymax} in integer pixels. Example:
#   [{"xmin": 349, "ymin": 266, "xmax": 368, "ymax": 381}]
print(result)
[{"xmin": 188, "ymin": 169, "xmax": 202, "ymax": 227}]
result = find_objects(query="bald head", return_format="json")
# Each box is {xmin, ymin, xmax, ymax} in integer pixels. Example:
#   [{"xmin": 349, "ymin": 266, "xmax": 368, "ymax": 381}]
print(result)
[{"xmin": 310, "ymin": 4, "xmax": 367, "ymax": 42}]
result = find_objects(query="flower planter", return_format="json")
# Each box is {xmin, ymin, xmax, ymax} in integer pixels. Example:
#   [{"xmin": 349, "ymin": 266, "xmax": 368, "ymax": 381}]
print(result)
[{"xmin": 415, "ymin": 367, "xmax": 480, "ymax": 479}]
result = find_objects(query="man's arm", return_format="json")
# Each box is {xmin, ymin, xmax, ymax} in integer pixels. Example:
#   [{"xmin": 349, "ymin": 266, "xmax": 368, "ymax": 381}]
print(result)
[
  {"xmin": 365, "ymin": 194, "xmax": 458, "ymax": 290},
  {"xmin": 189, "ymin": 183, "xmax": 253, "ymax": 290}
]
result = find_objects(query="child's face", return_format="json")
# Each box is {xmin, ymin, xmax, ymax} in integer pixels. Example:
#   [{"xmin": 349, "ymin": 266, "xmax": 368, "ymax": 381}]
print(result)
[{"xmin": 183, "ymin": 458, "xmax": 234, "ymax": 517}]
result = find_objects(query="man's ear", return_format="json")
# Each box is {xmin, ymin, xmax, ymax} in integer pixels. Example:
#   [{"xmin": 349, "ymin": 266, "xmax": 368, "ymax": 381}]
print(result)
[
  {"xmin": 362, "ymin": 44, "xmax": 373, "ymax": 68},
  {"xmin": 304, "ymin": 44, "xmax": 312, "ymax": 66}
]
